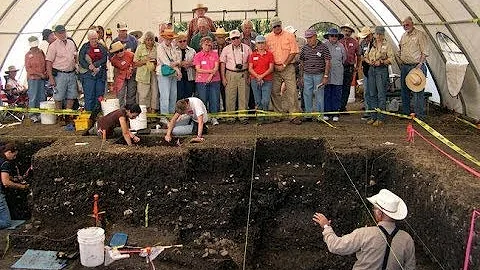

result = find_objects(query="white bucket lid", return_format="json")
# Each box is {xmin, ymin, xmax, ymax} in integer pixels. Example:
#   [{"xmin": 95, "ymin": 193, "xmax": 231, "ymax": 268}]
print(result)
[{"xmin": 77, "ymin": 227, "xmax": 105, "ymax": 239}]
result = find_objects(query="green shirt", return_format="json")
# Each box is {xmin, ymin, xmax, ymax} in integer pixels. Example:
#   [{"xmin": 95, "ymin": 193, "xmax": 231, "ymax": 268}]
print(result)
[
  {"xmin": 189, "ymin": 32, "xmax": 216, "ymax": 52},
  {"xmin": 134, "ymin": 43, "xmax": 157, "ymax": 84}
]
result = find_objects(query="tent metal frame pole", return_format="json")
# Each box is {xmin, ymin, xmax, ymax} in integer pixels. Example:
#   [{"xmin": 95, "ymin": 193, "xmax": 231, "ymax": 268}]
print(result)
[
  {"xmin": 327, "ymin": 0, "xmax": 359, "ymax": 30},
  {"xmin": 79, "ymin": 0, "xmax": 117, "ymax": 46},
  {"xmin": 0, "ymin": 0, "xmax": 17, "ymax": 24},
  {"xmin": 0, "ymin": 0, "xmax": 47, "ymax": 73},
  {"xmin": 64, "ymin": 0, "xmax": 89, "ymax": 26},
  {"xmin": 458, "ymin": 0, "xmax": 480, "ymax": 26},
  {"xmin": 348, "ymin": 0, "xmax": 376, "ymax": 27},
  {"xmin": 336, "ymin": 0, "xmax": 363, "ymax": 31}
]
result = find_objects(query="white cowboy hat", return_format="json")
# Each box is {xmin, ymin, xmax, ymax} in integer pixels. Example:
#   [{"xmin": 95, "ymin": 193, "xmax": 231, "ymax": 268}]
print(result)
[
  {"xmin": 340, "ymin": 23, "xmax": 355, "ymax": 32},
  {"xmin": 357, "ymin": 26, "xmax": 373, "ymax": 39},
  {"xmin": 367, "ymin": 189, "xmax": 408, "ymax": 220},
  {"xmin": 192, "ymin": 3, "xmax": 208, "ymax": 12},
  {"xmin": 406, "ymin": 68, "xmax": 427, "ymax": 92}
]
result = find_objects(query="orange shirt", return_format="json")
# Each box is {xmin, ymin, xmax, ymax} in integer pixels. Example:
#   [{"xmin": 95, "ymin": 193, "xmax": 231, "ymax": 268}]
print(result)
[{"xmin": 265, "ymin": 30, "xmax": 299, "ymax": 65}]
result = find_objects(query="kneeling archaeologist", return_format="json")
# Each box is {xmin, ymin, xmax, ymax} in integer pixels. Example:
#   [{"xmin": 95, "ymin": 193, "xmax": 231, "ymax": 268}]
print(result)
[
  {"xmin": 313, "ymin": 189, "xmax": 416, "ymax": 269},
  {"xmin": 88, "ymin": 103, "xmax": 142, "ymax": 145},
  {"xmin": 164, "ymin": 97, "xmax": 209, "ymax": 143}
]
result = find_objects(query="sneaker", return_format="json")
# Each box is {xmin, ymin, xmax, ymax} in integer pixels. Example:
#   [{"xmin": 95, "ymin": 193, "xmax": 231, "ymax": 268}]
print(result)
[
  {"xmin": 361, "ymin": 115, "xmax": 370, "ymax": 120},
  {"xmin": 332, "ymin": 116, "xmax": 339, "ymax": 122},
  {"xmin": 373, "ymin": 120, "xmax": 384, "ymax": 127},
  {"xmin": 211, "ymin": 118, "xmax": 219, "ymax": 126},
  {"xmin": 31, "ymin": 116, "xmax": 39, "ymax": 123},
  {"xmin": 322, "ymin": 116, "xmax": 330, "ymax": 121},
  {"xmin": 159, "ymin": 117, "xmax": 169, "ymax": 126},
  {"xmin": 367, "ymin": 119, "xmax": 375, "ymax": 125}
]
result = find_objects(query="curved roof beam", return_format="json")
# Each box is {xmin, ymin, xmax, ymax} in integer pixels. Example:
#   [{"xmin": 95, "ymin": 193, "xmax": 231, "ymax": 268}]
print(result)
[
  {"xmin": 326, "ymin": 0, "xmax": 359, "ymax": 29},
  {"xmin": 78, "ymin": 0, "xmax": 116, "ymax": 45},
  {"xmin": 336, "ymin": 0, "xmax": 363, "ymax": 30},
  {"xmin": 0, "ymin": 0, "xmax": 17, "ymax": 24},
  {"xmin": 63, "ymin": 0, "xmax": 89, "ymax": 26},
  {"xmin": 0, "ymin": 0, "xmax": 47, "ymax": 70},
  {"xmin": 71, "ymin": 1, "xmax": 105, "ymax": 37},
  {"xmin": 458, "ymin": 0, "xmax": 480, "ymax": 26},
  {"xmin": 347, "ymin": 0, "xmax": 376, "ymax": 27}
]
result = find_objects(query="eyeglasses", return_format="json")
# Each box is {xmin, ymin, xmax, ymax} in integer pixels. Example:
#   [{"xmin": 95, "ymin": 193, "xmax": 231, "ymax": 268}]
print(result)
[
  {"xmin": 273, "ymin": 25, "xmax": 282, "ymax": 29},
  {"xmin": 231, "ymin": 36, "xmax": 240, "ymax": 40},
  {"xmin": 177, "ymin": 40, "xmax": 187, "ymax": 43}
]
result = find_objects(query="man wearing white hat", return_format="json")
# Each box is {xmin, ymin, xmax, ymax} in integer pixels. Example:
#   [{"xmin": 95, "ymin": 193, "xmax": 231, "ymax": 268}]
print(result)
[
  {"xmin": 313, "ymin": 189, "xmax": 416, "ymax": 269},
  {"xmin": 25, "ymin": 36, "xmax": 47, "ymax": 122}
]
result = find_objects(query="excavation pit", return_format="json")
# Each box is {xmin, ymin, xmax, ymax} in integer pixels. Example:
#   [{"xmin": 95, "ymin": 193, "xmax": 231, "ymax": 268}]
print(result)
[{"xmin": 3, "ymin": 135, "xmax": 478, "ymax": 270}]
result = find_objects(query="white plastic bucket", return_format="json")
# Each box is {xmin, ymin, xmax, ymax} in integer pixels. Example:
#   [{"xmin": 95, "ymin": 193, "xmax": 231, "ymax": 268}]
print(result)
[
  {"xmin": 39, "ymin": 101, "xmax": 56, "ymax": 125},
  {"xmin": 101, "ymin": 99, "xmax": 120, "ymax": 116},
  {"xmin": 129, "ymin": 105, "xmax": 147, "ymax": 130},
  {"xmin": 77, "ymin": 227, "xmax": 105, "ymax": 267}
]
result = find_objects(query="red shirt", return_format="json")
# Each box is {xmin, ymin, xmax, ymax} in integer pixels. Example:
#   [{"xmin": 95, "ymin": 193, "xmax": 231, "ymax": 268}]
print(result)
[
  {"xmin": 248, "ymin": 50, "xmax": 274, "ymax": 81},
  {"xmin": 88, "ymin": 45, "xmax": 103, "ymax": 62},
  {"xmin": 340, "ymin": 36, "xmax": 360, "ymax": 65}
]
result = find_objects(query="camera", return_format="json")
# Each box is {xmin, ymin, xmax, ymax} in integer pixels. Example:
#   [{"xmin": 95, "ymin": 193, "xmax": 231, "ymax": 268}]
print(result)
[{"xmin": 235, "ymin": 64, "xmax": 243, "ymax": 70}]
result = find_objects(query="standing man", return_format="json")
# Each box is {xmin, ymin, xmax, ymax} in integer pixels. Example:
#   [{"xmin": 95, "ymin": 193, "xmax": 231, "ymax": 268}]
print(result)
[
  {"xmin": 313, "ymin": 189, "xmax": 416, "ymax": 269},
  {"xmin": 39, "ymin": 29, "xmax": 56, "ymax": 55},
  {"xmin": 339, "ymin": 24, "xmax": 361, "ymax": 112},
  {"xmin": 265, "ymin": 17, "xmax": 301, "ymax": 125},
  {"xmin": 220, "ymin": 30, "xmax": 252, "ymax": 123},
  {"xmin": 358, "ymin": 26, "xmax": 374, "ymax": 120},
  {"xmin": 25, "ymin": 36, "xmax": 46, "ymax": 123},
  {"xmin": 299, "ymin": 29, "xmax": 331, "ymax": 121},
  {"xmin": 45, "ymin": 25, "xmax": 78, "ymax": 124},
  {"xmin": 190, "ymin": 18, "xmax": 216, "ymax": 52},
  {"xmin": 187, "ymin": 3, "xmax": 216, "ymax": 45},
  {"xmin": 398, "ymin": 16, "xmax": 429, "ymax": 119}
]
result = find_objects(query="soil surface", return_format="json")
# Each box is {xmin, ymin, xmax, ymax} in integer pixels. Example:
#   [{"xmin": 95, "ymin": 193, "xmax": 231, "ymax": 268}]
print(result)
[{"xmin": 0, "ymin": 104, "xmax": 479, "ymax": 270}]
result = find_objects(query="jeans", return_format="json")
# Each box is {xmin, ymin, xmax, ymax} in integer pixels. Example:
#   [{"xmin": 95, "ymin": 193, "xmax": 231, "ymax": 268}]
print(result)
[
  {"xmin": 196, "ymin": 81, "xmax": 220, "ymax": 113},
  {"xmin": 401, "ymin": 63, "xmax": 427, "ymax": 118},
  {"xmin": 303, "ymin": 73, "xmax": 324, "ymax": 114},
  {"xmin": 324, "ymin": 84, "xmax": 342, "ymax": 117},
  {"xmin": 171, "ymin": 114, "xmax": 194, "ymax": 136},
  {"xmin": 117, "ymin": 78, "xmax": 137, "ymax": 108},
  {"xmin": 27, "ymin": 79, "xmax": 46, "ymax": 118},
  {"xmin": 81, "ymin": 74, "xmax": 106, "ymax": 112},
  {"xmin": 367, "ymin": 66, "xmax": 388, "ymax": 121},
  {"xmin": 177, "ymin": 79, "xmax": 195, "ymax": 100},
  {"xmin": 158, "ymin": 75, "xmax": 178, "ymax": 114},
  {"xmin": 251, "ymin": 80, "xmax": 272, "ymax": 111},
  {"xmin": 0, "ymin": 193, "xmax": 12, "ymax": 229}
]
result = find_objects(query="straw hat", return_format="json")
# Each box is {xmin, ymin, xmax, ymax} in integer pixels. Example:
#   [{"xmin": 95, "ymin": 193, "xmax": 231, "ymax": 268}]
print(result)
[
  {"xmin": 110, "ymin": 41, "xmax": 125, "ymax": 53},
  {"xmin": 406, "ymin": 68, "xmax": 427, "ymax": 92},
  {"xmin": 129, "ymin": 30, "xmax": 143, "ymax": 39},
  {"xmin": 160, "ymin": 29, "xmax": 178, "ymax": 39},
  {"xmin": 367, "ymin": 189, "xmax": 408, "ymax": 220},
  {"xmin": 5, "ymin": 65, "xmax": 19, "ymax": 74},
  {"xmin": 357, "ymin": 26, "xmax": 373, "ymax": 39},
  {"xmin": 340, "ymin": 23, "xmax": 355, "ymax": 32},
  {"xmin": 213, "ymin": 28, "xmax": 228, "ymax": 37},
  {"xmin": 192, "ymin": 3, "xmax": 208, "ymax": 12}
]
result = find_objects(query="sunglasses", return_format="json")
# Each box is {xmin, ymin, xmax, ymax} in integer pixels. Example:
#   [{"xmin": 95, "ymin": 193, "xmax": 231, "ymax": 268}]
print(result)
[
  {"xmin": 231, "ymin": 36, "xmax": 240, "ymax": 40},
  {"xmin": 273, "ymin": 25, "xmax": 282, "ymax": 29}
]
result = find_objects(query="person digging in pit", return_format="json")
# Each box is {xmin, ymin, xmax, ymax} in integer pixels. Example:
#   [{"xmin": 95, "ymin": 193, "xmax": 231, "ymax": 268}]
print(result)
[
  {"xmin": 87, "ymin": 103, "xmax": 142, "ymax": 145},
  {"xmin": 313, "ymin": 189, "xmax": 416, "ymax": 269},
  {"xmin": 163, "ymin": 97, "xmax": 209, "ymax": 143},
  {"xmin": 0, "ymin": 143, "xmax": 29, "ymax": 229}
]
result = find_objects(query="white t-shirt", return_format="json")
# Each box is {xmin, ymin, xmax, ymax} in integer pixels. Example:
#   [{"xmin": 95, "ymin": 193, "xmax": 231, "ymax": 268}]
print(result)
[{"xmin": 187, "ymin": 97, "xmax": 208, "ymax": 123}]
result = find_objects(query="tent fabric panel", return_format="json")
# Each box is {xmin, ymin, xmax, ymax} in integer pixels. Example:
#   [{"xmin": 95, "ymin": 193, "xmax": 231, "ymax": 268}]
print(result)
[
  {"xmin": 70, "ymin": 0, "xmax": 113, "ymax": 45},
  {"xmin": 60, "ymin": 0, "xmax": 99, "ymax": 32},
  {"xmin": 0, "ymin": 0, "xmax": 42, "ymax": 32},
  {"xmin": 93, "ymin": 0, "xmax": 129, "ymax": 31},
  {"xmin": 0, "ymin": 35, "xmax": 18, "ymax": 72},
  {"xmin": 56, "ymin": 0, "xmax": 88, "ymax": 26}
]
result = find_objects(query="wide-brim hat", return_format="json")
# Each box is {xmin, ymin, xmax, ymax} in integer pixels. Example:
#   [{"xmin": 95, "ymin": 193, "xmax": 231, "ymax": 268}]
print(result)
[
  {"xmin": 406, "ymin": 68, "xmax": 427, "ymax": 92},
  {"xmin": 129, "ymin": 30, "xmax": 143, "ymax": 39},
  {"xmin": 192, "ymin": 3, "xmax": 208, "ymax": 12},
  {"xmin": 323, "ymin": 28, "xmax": 344, "ymax": 39},
  {"xmin": 214, "ymin": 27, "xmax": 228, "ymax": 37},
  {"xmin": 110, "ymin": 41, "xmax": 125, "ymax": 53},
  {"xmin": 358, "ymin": 26, "xmax": 373, "ymax": 39},
  {"xmin": 340, "ymin": 24, "xmax": 355, "ymax": 32},
  {"xmin": 367, "ymin": 189, "xmax": 408, "ymax": 220},
  {"xmin": 5, "ymin": 65, "xmax": 19, "ymax": 74},
  {"xmin": 160, "ymin": 29, "xmax": 178, "ymax": 39}
]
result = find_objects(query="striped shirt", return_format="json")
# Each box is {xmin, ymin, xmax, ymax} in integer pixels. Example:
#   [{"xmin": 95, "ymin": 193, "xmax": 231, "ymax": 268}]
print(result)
[{"xmin": 299, "ymin": 40, "xmax": 331, "ymax": 74}]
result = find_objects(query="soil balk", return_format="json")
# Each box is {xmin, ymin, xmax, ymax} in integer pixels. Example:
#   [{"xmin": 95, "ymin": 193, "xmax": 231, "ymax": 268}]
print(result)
[{"xmin": 6, "ymin": 136, "xmax": 478, "ymax": 269}]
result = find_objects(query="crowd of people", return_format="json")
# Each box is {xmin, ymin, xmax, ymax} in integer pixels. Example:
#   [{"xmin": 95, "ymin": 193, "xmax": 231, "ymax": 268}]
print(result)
[{"xmin": 0, "ymin": 3, "xmax": 429, "ymax": 136}]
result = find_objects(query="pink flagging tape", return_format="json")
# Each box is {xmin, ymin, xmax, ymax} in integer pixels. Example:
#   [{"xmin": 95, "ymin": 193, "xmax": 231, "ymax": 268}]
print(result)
[
  {"xmin": 463, "ymin": 209, "xmax": 480, "ymax": 270},
  {"xmin": 406, "ymin": 124, "xmax": 480, "ymax": 178}
]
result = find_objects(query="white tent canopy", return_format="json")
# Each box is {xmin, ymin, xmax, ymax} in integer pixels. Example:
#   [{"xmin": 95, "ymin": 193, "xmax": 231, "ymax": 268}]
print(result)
[{"xmin": 1, "ymin": 0, "xmax": 479, "ymax": 119}]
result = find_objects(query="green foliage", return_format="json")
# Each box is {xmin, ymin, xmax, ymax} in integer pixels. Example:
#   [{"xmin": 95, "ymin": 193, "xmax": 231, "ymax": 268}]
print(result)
[{"xmin": 308, "ymin": 22, "xmax": 339, "ymax": 41}]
